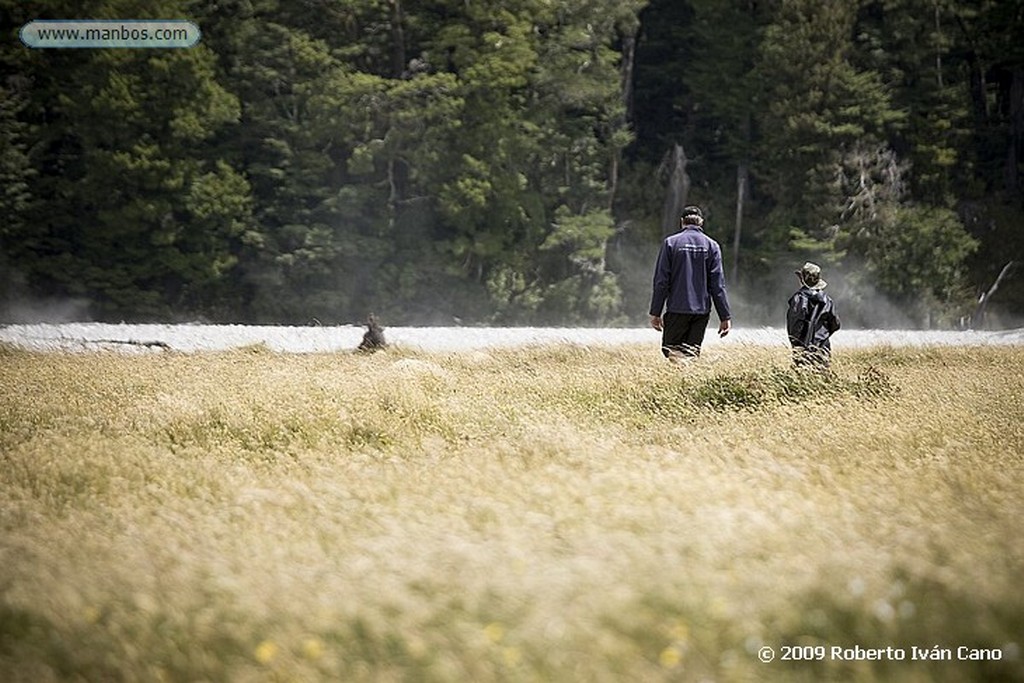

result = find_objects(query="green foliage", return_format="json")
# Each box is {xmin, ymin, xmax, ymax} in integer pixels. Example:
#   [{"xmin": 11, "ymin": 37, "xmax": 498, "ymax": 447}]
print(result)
[
  {"xmin": 854, "ymin": 205, "xmax": 979, "ymax": 324},
  {"xmin": 2, "ymin": 0, "xmax": 245, "ymax": 318},
  {"xmin": 626, "ymin": 362, "xmax": 897, "ymax": 416},
  {"xmin": 820, "ymin": 139, "xmax": 980, "ymax": 324},
  {"xmin": 0, "ymin": 87, "xmax": 32, "ymax": 233},
  {"xmin": 1, "ymin": 0, "xmax": 1021, "ymax": 324},
  {"xmin": 536, "ymin": 208, "xmax": 623, "ymax": 322},
  {"xmin": 681, "ymin": 365, "xmax": 894, "ymax": 412},
  {"xmin": 622, "ymin": 0, "xmax": 1020, "ymax": 327},
  {"xmin": 755, "ymin": 0, "xmax": 906, "ymax": 229},
  {"xmin": 542, "ymin": 208, "xmax": 613, "ymax": 272},
  {"xmin": 0, "ymin": 81, "xmax": 34, "ymax": 306},
  {"xmin": 854, "ymin": 0, "xmax": 973, "ymax": 205}
]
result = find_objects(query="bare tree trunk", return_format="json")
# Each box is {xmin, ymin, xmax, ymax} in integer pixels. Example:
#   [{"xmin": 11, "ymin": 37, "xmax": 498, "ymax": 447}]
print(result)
[
  {"xmin": 733, "ymin": 163, "xmax": 747, "ymax": 277},
  {"xmin": 1006, "ymin": 66, "xmax": 1023, "ymax": 197},
  {"xmin": 387, "ymin": 157, "xmax": 398, "ymax": 230},
  {"xmin": 661, "ymin": 143, "xmax": 690, "ymax": 235},
  {"xmin": 732, "ymin": 107, "xmax": 753, "ymax": 277},
  {"xmin": 608, "ymin": 151, "xmax": 619, "ymax": 214},
  {"xmin": 611, "ymin": 25, "xmax": 638, "ymax": 215},
  {"xmin": 955, "ymin": 15, "xmax": 989, "ymax": 125},
  {"xmin": 972, "ymin": 260, "xmax": 1015, "ymax": 329},
  {"xmin": 388, "ymin": 0, "xmax": 406, "ymax": 78},
  {"xmin": 620, "ymin": 30, "xmax": 637, "ymax": 124}
]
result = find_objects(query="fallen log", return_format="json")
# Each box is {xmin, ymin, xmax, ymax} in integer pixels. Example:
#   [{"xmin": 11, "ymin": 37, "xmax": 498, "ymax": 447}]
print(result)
[{"xmin": 93, "ymin": 339, "xmax": 173, "ymax": 349}]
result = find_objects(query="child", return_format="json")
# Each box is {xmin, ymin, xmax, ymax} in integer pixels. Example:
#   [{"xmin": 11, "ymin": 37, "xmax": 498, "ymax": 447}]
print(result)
[{"xmin": 787, "ymin": 262, "xmax": 841, "ymax": 368}]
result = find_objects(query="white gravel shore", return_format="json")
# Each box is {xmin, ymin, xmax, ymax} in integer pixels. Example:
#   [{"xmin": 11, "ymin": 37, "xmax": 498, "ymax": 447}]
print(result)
[{"xmin": 2, "ymin": 322, "xmax": 1022, "ymax": 353}]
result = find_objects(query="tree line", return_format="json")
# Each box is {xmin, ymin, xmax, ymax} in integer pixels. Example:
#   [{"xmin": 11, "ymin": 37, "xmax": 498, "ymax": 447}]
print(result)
[{"xmin": 1, "ymin": 0, "xmax": 1021, "ymax": 327}]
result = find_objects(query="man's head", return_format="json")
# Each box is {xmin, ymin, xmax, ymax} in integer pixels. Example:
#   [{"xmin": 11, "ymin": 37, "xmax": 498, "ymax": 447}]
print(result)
[
  {"xmin": 680, "ymin": 205, "xmax": 704, "ymax": 227},
  {"xmin": 796, "ymin": 262, "xmax": 828, "ymax": 290}
]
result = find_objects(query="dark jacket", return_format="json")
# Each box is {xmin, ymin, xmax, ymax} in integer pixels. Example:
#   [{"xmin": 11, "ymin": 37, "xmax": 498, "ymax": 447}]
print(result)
[
  {"xmin": 649, "ymin": 227, "xmax": 731, "ymax": 320},
  {"xmin": 787, "ymin": 287, "xmax": 841, "ymax": 353}
]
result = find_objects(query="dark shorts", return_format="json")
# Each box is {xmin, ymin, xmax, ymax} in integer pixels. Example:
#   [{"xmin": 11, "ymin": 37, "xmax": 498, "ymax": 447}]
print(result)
[{"xmin": 661, "ymin": 312, "xmax": 711, "ymax": 357}]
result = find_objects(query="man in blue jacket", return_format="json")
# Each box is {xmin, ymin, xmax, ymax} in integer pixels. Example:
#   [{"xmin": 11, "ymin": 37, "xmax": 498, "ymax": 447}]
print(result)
[{"xmin": 649, "ymin": 205, "xmax": 732, "ymax": 358}]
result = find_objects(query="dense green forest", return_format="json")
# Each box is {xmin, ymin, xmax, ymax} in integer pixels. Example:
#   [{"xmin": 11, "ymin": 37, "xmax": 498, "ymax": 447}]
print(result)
[{"xmin": 1, "ymin": 0, "xmax": 1021, "ymax": 327}]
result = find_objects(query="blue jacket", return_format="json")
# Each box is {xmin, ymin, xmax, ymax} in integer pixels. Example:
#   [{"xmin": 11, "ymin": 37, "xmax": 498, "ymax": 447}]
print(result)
[{"xmin": 650, "ymin": 227, "xmax": 731, "ymax": 320}]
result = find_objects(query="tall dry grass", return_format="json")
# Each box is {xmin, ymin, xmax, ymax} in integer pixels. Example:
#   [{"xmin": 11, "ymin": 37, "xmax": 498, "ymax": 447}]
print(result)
[{"xmin": 1, "ymin": 342, "xmax": 1022, "ymax": 682}]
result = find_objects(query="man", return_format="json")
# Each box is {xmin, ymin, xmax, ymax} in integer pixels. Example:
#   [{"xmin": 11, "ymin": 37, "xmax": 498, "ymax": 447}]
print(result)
[
  {"xmin": 787, "ymin": 262, "xmax": 841, "ymax": 368},
  {"xmin": 649, "ymin": 205, "xmax": 732, "ymax": 358}
]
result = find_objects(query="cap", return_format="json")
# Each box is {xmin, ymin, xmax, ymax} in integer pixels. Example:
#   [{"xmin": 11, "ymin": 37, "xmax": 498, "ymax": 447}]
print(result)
[{"xmin": 796, "ymin": 262, "xmax": 828, "ymax": 290}]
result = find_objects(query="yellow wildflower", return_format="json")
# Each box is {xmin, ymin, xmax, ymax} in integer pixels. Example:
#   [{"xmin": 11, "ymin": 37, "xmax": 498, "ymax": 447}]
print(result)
[
  {"xmin": 483, "ymin": 622, "xmax": 505, "ymax": 643},
  {"xmin": 255, "ymin": 640, "xmax": 278, "ymax": 664},
  {"xmin": 302, "ymin": 638, "xmax": 324, "ymax": 660},
  {"xmin": 659, "ymin": 645, "xmax": 682, "ymax": 669},
  {"xmin": 503, "ymin": 646, "xmax": 522, "ymax": 667}
]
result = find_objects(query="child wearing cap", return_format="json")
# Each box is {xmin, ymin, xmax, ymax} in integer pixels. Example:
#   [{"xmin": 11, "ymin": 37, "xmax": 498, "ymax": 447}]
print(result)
[{"xmin": 787, "ymin": 262, "xmax": 841, "ymax": 368}]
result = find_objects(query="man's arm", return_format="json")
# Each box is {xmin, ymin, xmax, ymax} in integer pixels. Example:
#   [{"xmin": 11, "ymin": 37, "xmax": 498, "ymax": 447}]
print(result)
[
  {"xmin": 707, "ymin": 242, "xmax": 732, "ymax": 323},
  {"xmin": 649, "ymin": 242, "xmax": 671, "ymax": 319}
]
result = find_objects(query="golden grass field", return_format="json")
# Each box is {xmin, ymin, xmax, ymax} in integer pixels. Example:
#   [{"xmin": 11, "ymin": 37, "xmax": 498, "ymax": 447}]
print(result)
[{"xmin": 1, "ymin": 341, "xmax": 1022, "ymax": 682}]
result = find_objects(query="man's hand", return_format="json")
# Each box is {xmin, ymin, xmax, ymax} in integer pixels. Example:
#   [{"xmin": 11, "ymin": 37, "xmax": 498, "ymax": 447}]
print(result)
[
  {"xmin": 718, "ymin": 318, "xmax": 731, "ymax": 337},
  {"xmin": 650, "ymin": 315, "xmax": 663, "ymax": 331}
]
